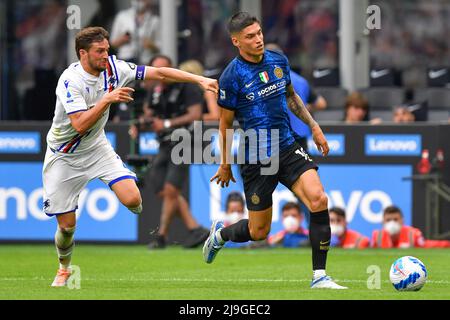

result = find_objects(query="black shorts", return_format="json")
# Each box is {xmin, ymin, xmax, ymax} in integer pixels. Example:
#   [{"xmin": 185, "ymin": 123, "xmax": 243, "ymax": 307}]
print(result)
[
  {"xmin": 150, "ymin": 142, "xmax": 188, "ymax": 193},
  {"xmin": 240, "ymin": 142, "xmax": 318, "ymax": 211}
]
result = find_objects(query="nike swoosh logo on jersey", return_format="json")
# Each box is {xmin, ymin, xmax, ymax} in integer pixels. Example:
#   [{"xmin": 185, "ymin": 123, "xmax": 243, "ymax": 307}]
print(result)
[
  {"xmin": 370, "ymin": 69, "xmax": 390, "ymax": 79},
  {"xmin": 245, "ymin": 81, "xmax": 255, "ymax": 88},
  {"xmin": 313, "ymin": 69, "xmax": 332, "ymax": 78},
  {"xmin": 320, "ymin": 240, "xmax": 330, "ymax": 245},
  {"xmin": 428, "ymin": 69, "xmax": 447, "ymax": 79}
]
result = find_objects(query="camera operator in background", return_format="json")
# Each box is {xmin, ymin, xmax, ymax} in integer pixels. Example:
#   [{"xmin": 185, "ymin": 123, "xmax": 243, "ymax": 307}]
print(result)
[{"xmin": 132, "ymin": 54, "xmax": 209, "ymax": 249}]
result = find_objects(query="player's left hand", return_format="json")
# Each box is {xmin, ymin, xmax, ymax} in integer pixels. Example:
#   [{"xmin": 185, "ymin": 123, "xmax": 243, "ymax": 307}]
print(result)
[
  {"xmin": 312, "ymin": 125, "xmax": 329, "ymax": 157},
  {"xmin": 210, "ymin": 164, "xmax": 236, "ymax": 188},
  {"xmin": 199, "ymin": 77, "xmax": 219, "ymax": 95}
]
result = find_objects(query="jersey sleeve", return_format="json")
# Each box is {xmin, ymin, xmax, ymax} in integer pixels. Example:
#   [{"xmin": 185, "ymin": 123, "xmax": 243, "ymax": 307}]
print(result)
[
  {"xmin": 217, "ymin": 69, "xmax": 238, "ymax": 110},
  {"xmin": 56, "ymin": 78, "xmax": 88, "ymax": 115},
  {"xmin": 109, "ymin": 56, "xmax": 147, "ymax": 86}
]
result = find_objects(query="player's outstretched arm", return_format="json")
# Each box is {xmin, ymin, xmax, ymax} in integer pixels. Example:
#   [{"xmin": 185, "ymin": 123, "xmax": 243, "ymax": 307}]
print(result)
[
  {"xmin": 144, "ymin": 66, "xmax": 218, "ymax": 94},
  {"xmin": 210, "ymin": 107, "xmax": 236, "ymax": 188},
  {"xmin": 286, "ymin": 84, "xmax": 329, "ymax": 156}
]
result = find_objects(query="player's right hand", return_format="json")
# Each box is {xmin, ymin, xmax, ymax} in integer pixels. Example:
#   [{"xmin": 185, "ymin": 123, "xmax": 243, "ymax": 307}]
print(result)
[
  {"xmin": 199, "ymin": 77, "xmax": 219, "ymax": 95},
  {"xmin": 210, "ymin": 165, "xmax": 236, "ymax": 188},
  {"xmin": 104, "ymin": 87, "xmax": 135, "ymax": 104}
]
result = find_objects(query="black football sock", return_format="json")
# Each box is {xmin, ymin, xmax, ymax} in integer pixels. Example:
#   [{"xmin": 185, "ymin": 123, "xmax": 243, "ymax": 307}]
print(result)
[
  {"xmin": 220, "ymin": 219, "xmax": 252, "ymax": 243},
  {"xmin": 309, "ymin": 209, "xmax": 331, "ymax": 271}
]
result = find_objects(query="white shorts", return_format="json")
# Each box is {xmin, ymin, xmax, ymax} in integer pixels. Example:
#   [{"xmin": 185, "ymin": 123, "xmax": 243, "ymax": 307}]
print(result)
[{"xmin": 42, "ymin": 141, "xmax": 137, "ymax": 216}]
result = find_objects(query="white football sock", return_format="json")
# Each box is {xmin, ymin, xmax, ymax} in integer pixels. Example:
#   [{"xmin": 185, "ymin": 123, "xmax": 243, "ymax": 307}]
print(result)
[
  {"xmin": 313, "ymin": 269, "xmax": 326, "ymax": 280},
  {"xmin": 55, "ymin": 226, "xmax": 76, "ymax": 270}
]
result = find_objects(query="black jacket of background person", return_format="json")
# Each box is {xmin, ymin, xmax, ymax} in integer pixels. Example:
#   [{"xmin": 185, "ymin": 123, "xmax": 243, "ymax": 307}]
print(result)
[{"xmin": 146, "ymin": 82, "xmax": 203, "ymax": 144}]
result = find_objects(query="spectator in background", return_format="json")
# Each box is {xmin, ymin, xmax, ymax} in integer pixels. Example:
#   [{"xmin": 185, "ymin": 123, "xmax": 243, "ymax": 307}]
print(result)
[
  {"xmin": 268, "ymin": 202, "xmax": 309, "ymax": 248},
  {"xmin": 223, "ymin": 192, "xmax": 246, "ymax": 227},
  {"xmin": 15, "ymin": 0, "xmax": 67, "ymax": 120},
  {"xmin": 87, "ymin": 0, "xmax": 117, "ymax": 32},
  {"xmin": 371, "ymin": 205, "xmax": 450, "ymax": 248},
  {"xmin": 110, "ymin": 0, "xmax": 160, "ymax": 64},
  {"xmin": 393, "ymin": 105, "xmax": 415, "ymax": 123},
  {"xmin": 178, "ymin": 60, "xmax": 220, "ymax": 121},
  {"xmin": 329, "ymin": 207, "xmax": 369, "ymax": 249},
  {"xmin": 343, "ymin": 92, "xmax": 370, "ymax": 123},
  {"xmin": 223, "ymin": 192, "xmax": 250, "ymax": 248}
]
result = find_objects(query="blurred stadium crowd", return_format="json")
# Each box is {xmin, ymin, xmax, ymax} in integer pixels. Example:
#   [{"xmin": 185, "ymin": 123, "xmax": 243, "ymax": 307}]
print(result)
[{"xmin": 2, "ymin": 0, "xmax": 449, "ymax": 123}]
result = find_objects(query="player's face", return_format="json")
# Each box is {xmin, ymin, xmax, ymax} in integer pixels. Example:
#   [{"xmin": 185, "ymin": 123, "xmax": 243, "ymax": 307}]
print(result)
[
  {"xmin": 232, "ymin": 23, "xmax": 265, "ymax": 57},
  {"xmin": 85, "ymin": 39, "xmax": 110, "ymax": 72}
]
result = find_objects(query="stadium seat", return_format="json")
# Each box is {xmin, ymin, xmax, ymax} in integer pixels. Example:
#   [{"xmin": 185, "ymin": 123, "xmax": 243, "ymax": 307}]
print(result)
[
  {"xmin": 413, "ymin": 88, "xmax": 450, "ymax": 109},
  {"xmin": 359, "ymin": 87, "xmax": 405, "ymax": 109},
  {"xmin": 314, "ymin": 110, "xmax": 343, "ymax": 122},
  {"xmin": 427, "ymin": 67, "xmax": 450, "ymax": 87},
  {"xmin": 311, "ymin": 68, "xmax": 340, "ymax": 87},
  {"xmin": 370, "ymin": 68, "xmax": 402, "ymax": 87},
  {"xmin": 315, "ymin": 87, "xmax": 348, "ymax": 109},
  {"xmin": 427, "ymin": 88, "xmax": 450, "ymax": 109},
  {"xmin": 371, "ymin": 110, "xmax": 393, "ymax": 122},
  {"xmin": 428, "ymin": 109, "xmax": 450, "ymax": 121}
]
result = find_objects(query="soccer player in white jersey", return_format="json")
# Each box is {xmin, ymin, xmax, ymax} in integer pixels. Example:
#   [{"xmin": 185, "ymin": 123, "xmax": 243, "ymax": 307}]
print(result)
[{"xmin": 44, "ymin": 27, "xmax": 218, "ymax": 287}]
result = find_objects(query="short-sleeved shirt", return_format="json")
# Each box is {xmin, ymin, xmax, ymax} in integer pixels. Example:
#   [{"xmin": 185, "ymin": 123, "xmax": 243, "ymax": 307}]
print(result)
[
  {"xmin": 218, "ymin": 50, "xmax": 296, "ymax": 162},
  {"xmin": 46, "ymin": 55, "xmax": 146, "ymax": 154},
  {"xmin": 110, "ymin": 8, "xmax": 161, "ymax": 64},
  {"xmin": 146, "ymin": 83, "xmax": 203, "ymax": 142}
]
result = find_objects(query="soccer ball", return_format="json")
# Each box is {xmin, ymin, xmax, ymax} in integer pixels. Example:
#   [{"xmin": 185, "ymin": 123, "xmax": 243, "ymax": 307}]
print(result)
[{"xmin": 389, "ymin": 256, "xmax": 427, "ymax": 291}]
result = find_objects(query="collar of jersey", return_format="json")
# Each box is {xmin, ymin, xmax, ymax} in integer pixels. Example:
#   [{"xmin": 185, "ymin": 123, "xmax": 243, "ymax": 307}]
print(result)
[
  {"xmin": 74, "ymin": 62, "xmax": 102, "ymax": 83},
  {"xmin": 237, "ymin": 52, "xmax": 266, "ymax": 65}
]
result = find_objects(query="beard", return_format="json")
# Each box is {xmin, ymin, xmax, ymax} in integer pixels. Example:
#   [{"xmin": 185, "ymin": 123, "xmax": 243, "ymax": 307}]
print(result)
[{"xmin": 88, "ymin": 57, "xmax": 107, "ymax": 73}]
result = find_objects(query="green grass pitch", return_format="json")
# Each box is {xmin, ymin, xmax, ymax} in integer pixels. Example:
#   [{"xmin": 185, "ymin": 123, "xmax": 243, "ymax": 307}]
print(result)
[{"xmin": 0, "ymin": 245, "xmax": 448, "ymax": 300}]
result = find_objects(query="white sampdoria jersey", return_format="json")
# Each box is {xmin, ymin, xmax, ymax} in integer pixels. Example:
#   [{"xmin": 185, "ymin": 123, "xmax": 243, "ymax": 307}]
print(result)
[{"xmin": 46, "ymin": 55, "xmax": 146, "ymax": 154}]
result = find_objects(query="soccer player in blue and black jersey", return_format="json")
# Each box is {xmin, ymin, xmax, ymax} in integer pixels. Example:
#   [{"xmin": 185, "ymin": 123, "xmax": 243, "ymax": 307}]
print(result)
[{"xmin": 203, "ymin": 12, "xmax": 347, "ymax": 289}]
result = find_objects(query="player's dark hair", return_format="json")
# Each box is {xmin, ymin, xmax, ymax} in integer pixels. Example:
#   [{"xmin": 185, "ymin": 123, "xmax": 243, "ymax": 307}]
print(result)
[
  {"xmin": 227, "ymin": 12, "xmax": 261, "ymax": 35},
  {"xmin": 282, "ymin": 202, "xmax": 302, "ymax": 214},
  {"xmin": 329, "ymin": 207, "xmax": 346, "ymax": 218},
  {"xmin": 75, "ymin": 27, "xmax": 109, "ymax": 60},
  {"xmin": 149, "ymin": 54, "xmax": 173, "ymax": 67},
  {"xmin": 383, "ymin": 205, "xmax": 403, "ymax": 217},
  {"xmin": 226, "ymin": 192, "xmax": 245, "ymax": 211}
]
